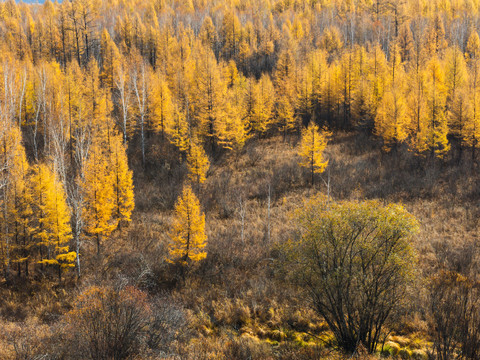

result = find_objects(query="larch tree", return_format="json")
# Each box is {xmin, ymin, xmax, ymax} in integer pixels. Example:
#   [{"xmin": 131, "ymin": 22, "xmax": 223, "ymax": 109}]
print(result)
[
  {"xmin": 30, "ymin": 163, "xmax": 76, "ymax": 280},
  {"xmin": 168, "ymin": 103, "xmax": 190, "ymax": 153},
  {"xmin": 309, "ymin": 50, "xmax": 329, "ymax": 124},
  {"xmin": 9, "ymin": 129, "xmax": 32, "ymax": 277},
  {"xmin": 426, "ymin": 14, "xmax": 448, "ymax": 57},
  {"xmin": 298, "ymin": 121, "xmax": 329, "ymax": 186},
  {"xmin": 247, "ymin": 74, "xmax": 274, "ymax": 136},
  {"xmin": 417, "ymin": 57, "xmax": 449, "ymax": 158},
  {"xmin": 445, "ymin": 46, "xmax": 468, "ymax": 157},
  {"xmin": 464, "ymin": 31, "xmax": 480, "ymax": 163},
  {"xmin": 99, "ymin": 29, "xmax": 121, "ymax": 90},
  {"xmin": 187, "ymin": 139, "xmax": 210, "ymax": 189},
  {"xmin": 338, "ymin": 48, "xmax": 360, "ymax": 129},
  {"xmin": 0, "ymin": 125, "xmax": 31, "ymax": 277},
  {"xmin": 168, "ymin": 185, "xmax": 207, "ymax": 264},
  {"xmin": 275, "ymin": 48, "xmax": 297, "ymax": 139},
  {"xmin": 82, "ymin": 134, "xmax": 116, "ymax": 255},
  {"xmin": 375, "ymin": 59, "xmax": 410, "ymax": 152},
  {"xmin": 150, "ymin": 71, "xmax": 173, "ymax": 140},
  {"xmin": 195, "ymin": 46, "xmax": 227, "ymax": 152},
  {"xmin": 220, "ymin": 9, "xmax": 241, "ymax": 60},
  {"xmin": 110, "ymin": 131, "xmax": 135, "ymax": 227},
  {"xmin": 217, "ymin": 76, "xmax": 248, "ymax": 151}
]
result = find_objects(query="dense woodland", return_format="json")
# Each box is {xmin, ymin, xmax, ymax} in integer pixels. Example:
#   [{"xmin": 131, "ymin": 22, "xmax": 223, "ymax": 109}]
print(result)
[{"xmin": 0, "ymin": 0, "xmax": 480, "ymax": 358}]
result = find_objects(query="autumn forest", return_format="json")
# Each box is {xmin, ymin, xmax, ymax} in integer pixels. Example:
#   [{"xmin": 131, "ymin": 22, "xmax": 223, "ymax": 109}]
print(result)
[{"xmin": 0, "ymin": 0, "xmax": 479, "ymax": 358}]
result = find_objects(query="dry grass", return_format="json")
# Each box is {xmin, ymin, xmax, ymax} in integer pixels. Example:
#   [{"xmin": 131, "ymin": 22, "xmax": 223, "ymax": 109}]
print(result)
[{"xmin": 1, "ymin": 132, "xmax": 478, "ymax": 358}]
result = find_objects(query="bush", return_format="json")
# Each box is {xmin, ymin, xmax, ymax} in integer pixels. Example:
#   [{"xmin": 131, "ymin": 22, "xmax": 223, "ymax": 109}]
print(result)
[
  {"xmin": 282, "ymin": 197, "xmax": 418, "ymax": 354},
  {"xmin": 64, "ymin": 285, "xmax": 185, "ymax": 359}
]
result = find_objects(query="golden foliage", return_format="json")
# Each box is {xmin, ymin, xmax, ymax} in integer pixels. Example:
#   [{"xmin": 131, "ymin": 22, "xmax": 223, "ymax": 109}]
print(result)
[
  {"xmin": 168, "ymin": 185, "xmax": 207, "ymax": 264},
  {"xmin": 298, "ymin": 122, "xmax": 329, "ymax": 184}
]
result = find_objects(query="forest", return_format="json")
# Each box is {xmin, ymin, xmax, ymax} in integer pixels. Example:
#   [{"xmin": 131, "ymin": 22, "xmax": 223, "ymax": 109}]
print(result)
[{"xmin": 0, "ymin": 0, "xmax": 479, "ymax": 358}]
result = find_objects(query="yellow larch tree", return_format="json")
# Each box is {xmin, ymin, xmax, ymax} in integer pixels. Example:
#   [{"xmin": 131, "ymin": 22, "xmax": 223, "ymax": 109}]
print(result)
[
  {"xmin": 246, "ymin": 74, "xmax": 275, "ymax": 136},
  {"xmin": 464, "ymin": 31, "xmax": 480, "ymax": 162},
  {"xmin": 194, "ymin": 46, "xmax": 227, "ymax": 151},
  {"xmin": 416, "ymin": 57, "xmax": 450, "ymax": 158},
  {"xmin": 0, "ymin": 125, "xmax": 32, "ymax": 276},
  {"xmin": 445, "ymin": 45, "xmax": 468, "ymax": 148},
  {"xmin": 375, "ymin": 85, "xmax": 410, "ymax": 152},
  {"xmin": 309, "ymin": 49, "xmax": 328, "ymax": 121},
  {"xmin": 168, "ymin": 104, "xmax": 190, "ymax": 153},
  {"xmin": 319, "ymin": 26, "xmax": 343, "ymax": 60},
  {"xmin": 149, "ymin": 72, "xmax": 173, "ymax": 140},
  {"xmin": 339, "ymin": 47, "xmax": 363, "ymax": 129},
  {"xmin": 426, "ymin": 14, "xmax": 448, "ymax": 56},
  {"xmin": 353, "ymin": 45, "xmax": 386, "ymax": 131},
  {"xmin": 9, "ymin": 129, "xmax": 32, "ymax": 277},
  {"xmin": 99, "ymin": 29, "xmax": 121, "ymax": 90},
  {"xmin": 199, "ymin": 15, "xmax": 217, "ymax": 50},
  {"xmin": 220, "ymin": 9, "xmax": 241, "ymax": 59},
  {"xmin": 275, "ymin": 47, "xmax": 297, "ymax": 139},
  {"xmin": 375, "ymin": 58, "xmax": 410, "ymax": 152},
  {"xmin": 297, "ymin": 62, "xmax": 314, "ymax": 125},
  {"xmin": 30, "ymin": 163, "xmax": 76, "ymax": 280},
  {"xmin": 217, "ymin": 75, "xmax": 248, "ymax": 151},
  {"xmin": 110, "ymin": 131, "xmax": 135, "ymax": 227},
  {"xmin": 298, "ymin": 121, "xmax": 329, "ymax": 186},
  {"xmin": 82, "ymin": 134, "xmax": 116, "ymax": 255},
  {"xmin": 168, "ymin": 185, "xmax": 207, "ymax": 264},
  {"xmin": 187, "ymin": 139, "xmax": 210, "ymax": 188}
]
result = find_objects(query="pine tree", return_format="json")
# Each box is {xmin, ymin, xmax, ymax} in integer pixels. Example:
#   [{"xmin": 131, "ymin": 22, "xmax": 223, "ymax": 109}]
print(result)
[
  {"xmin": 168, "ymin": 185, "xmax": 207, "ymax": 264},
  {"xmin": 298, "ymin": 121, "xmax": 329, "ymax": 185}
]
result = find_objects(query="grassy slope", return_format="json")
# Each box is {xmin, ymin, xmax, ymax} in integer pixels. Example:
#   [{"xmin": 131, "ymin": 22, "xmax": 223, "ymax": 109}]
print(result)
[
  {"xmin": 123, "ymin": 132, "xmax": 476, "ymax": 358},
  {"xmin": 1, "ymin": 132, "xmax": 478, "ymax": 358}
]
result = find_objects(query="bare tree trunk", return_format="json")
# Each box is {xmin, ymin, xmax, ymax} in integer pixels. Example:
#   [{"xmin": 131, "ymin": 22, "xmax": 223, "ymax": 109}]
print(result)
[
  {"xmin": 132, "ymin": 62, "xmax": 148, "ymax": 169},
  {"xmin": 115, "ymin": 66, "xmax": 131, "ymax": 145}
]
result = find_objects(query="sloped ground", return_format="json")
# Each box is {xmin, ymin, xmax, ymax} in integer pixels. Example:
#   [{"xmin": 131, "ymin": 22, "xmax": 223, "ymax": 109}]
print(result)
[{"xmin": 0, "ymin": 133, "xmax": 478, "ymax": 359}]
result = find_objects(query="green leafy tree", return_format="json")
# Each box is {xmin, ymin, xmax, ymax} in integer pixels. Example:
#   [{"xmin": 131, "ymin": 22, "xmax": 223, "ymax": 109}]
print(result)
[{"xmin": 283, "ymin": 197, "xmax": 418, "ymax": 354}]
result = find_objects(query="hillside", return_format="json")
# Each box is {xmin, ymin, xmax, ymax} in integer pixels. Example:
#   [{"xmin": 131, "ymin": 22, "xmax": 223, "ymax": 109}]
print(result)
[
  {"xmin": 0, "ymin": 131, "xmax": 477, "ymax": 359},
  {"xmin": 0, "ymin": 0, "xmax": 480, "ymax": 359}
]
